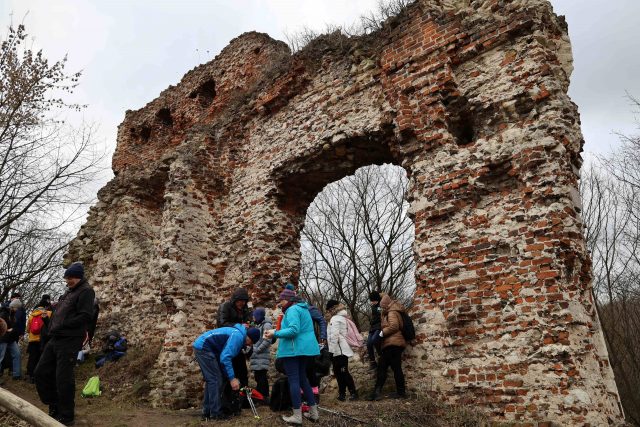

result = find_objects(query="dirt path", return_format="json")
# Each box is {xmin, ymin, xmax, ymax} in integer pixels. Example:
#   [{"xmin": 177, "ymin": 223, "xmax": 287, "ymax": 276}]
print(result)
[
  {"xmin": 2, "ymin": 376, "xmax": 432, "ymax": 427},
  {"xmin": 0, "ymin": 350, "xmax": 482, "ymax": 427},
  {"xmin": 2, "ymin": 376, "xmax": 372, "ymax": 427}
]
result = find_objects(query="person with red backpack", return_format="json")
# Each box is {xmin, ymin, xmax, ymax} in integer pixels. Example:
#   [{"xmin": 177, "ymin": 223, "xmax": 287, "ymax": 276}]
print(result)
[
  {"xmin": 326, "ymin": 299, "xmax": 359, "ymax": 402},
  {"xmin": 26, "ymin": 295, "xmax": 52, "ymax": 383}
]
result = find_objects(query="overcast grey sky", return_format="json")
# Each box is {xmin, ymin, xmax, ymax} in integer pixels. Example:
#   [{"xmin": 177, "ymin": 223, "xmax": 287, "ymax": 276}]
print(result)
[{"xmin": 1, "ymin": 0, "xmax": 638, "ymax": 179}]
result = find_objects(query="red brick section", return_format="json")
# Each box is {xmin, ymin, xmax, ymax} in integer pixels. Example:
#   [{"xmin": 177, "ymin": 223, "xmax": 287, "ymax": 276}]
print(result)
[{"xmin": 66, "ymin": 0, "xmax": 623, "ymax": 424}]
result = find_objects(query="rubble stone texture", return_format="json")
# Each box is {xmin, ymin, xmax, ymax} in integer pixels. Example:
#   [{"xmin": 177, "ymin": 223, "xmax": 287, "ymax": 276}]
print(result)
[{"xmin": 66, "ymin": 0, "xmax": 624, "ymax": 423}]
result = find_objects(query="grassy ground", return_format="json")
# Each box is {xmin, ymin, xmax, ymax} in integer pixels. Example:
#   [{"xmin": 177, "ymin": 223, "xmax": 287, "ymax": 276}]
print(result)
[{"xmin": 2, "ymin": 350, "xmax": 487, "ymax": 426}]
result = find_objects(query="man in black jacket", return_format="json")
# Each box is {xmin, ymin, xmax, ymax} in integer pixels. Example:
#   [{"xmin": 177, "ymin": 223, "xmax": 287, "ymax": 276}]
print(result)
[
  {"xmin": 216, "ymin": 288, "xmax": 251, "ymax": 413},
  {"xmin": 34, "ymin": 262, "xmax": 95, "ymax": 426}
]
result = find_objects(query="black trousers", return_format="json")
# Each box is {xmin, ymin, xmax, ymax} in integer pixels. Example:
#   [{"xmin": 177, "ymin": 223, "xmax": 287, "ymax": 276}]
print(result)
[
  {"xmin": 306, "ymin": 358, "xmax": 319, "ymax": 387},
  {"xmin": 375, "ymin": 345, "xmax": 405, "ymax": 393},
  {"xmin": 331, "ymin": 355, "xmax": 356, "ymax": 395},
  {"xmin": 253, "ymin": 369, "xmax": 269, "ymax": 399},
  {"xmin": 34, "ymin": 336, "xmax": 84, "ymax": 421},
  {"xmin": 26, "ymin": 341, "xmax": 43, "ymax": 377},
  {"xmin": 232, "ymin": 353, "xmax": 248, "ymax": 386}
]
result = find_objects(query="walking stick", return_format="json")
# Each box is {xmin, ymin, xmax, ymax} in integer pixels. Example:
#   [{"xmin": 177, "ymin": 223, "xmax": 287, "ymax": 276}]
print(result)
[
  {"xmin": 318, "ymin": 406, "xmax": 368, "ymax": 424},
  {"xmin": 241, "ymin": 387, "xmax": 261, "ymax": 420}
]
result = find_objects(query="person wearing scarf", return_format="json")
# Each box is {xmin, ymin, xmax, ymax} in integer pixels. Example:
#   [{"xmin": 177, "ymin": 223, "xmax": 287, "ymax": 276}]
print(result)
[{"xmin": 264, "ymin": 286, "xmax": 320, "ymax": 424}]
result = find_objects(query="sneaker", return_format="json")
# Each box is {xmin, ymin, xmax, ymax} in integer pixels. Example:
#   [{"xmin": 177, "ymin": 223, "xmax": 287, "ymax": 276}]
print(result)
[{"xmin": 390, "ymin": 391, "xmax": 407, "ymax": 399}]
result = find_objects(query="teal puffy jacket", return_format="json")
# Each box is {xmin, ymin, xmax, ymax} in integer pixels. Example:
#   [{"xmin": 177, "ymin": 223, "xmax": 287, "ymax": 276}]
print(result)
[{"xmin": 274, "ymin": 302, "xmax": 320, "ymax": 358}]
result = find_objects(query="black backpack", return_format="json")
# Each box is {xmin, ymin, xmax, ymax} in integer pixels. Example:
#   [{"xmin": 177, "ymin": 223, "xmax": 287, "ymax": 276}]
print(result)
[
  {"xmin": 399, "ymin": 311, "xmax": 416, "ymax": 342},
  {"xmin": 269, "ymin": 377, "xmax": 291, "ymax": 412}
]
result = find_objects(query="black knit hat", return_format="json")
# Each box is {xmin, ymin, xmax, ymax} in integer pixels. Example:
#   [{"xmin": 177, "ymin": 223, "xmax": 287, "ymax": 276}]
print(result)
[
  {"xmin": 64, "ymin": 262, "xmax": 84, "ymax": 279},
  {"xmin": 369, "ymin": 291, "xmax": 381, "ymax": 302},
  {"xmin": 325, "ymin": 299, "xmax": 340, "ymax": 312}
]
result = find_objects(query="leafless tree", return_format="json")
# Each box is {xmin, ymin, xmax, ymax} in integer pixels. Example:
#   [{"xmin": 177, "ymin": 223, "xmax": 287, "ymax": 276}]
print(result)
[
  {"xmin": 580, "ymin": 94, "xmax": 640, "ymax": 425},
  {"xmin": 0, "ymin": 24, "xmax": 104, "ymax": 305},
  {"xmin": 299, "ymin": 164, "xmax": 415, "ymax": 328}
]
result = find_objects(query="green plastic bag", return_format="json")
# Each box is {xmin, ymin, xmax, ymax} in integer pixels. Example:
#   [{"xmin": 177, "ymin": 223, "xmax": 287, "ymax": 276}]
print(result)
[{"xmin": 81, "ymin": 376, "xmax": 101, "ymax": 397}]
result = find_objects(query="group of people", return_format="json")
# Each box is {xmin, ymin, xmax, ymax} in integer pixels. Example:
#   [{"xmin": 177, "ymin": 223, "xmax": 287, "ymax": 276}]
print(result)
[
  {"xmin": 0, "ymin": 264, "xmax": 409, "ymax": 426},
  {"xmin": 0, "ymin": 262, "xmax": 97, "ymax": 426},
  {"xmin": 193, "ymin": 284, "xmax": 409, "ymax": 425}
]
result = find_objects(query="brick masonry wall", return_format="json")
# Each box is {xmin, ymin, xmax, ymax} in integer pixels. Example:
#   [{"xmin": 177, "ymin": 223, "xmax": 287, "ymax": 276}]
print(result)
[{"xmin": 66, "ymin": 0, "xmax": 624, "ymax": 424}]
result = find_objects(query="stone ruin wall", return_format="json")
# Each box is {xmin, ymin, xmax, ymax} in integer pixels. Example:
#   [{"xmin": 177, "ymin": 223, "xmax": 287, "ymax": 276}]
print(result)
[{"xmin": 66, "ymin": 0, "xmax": 624, "ymax": 424}]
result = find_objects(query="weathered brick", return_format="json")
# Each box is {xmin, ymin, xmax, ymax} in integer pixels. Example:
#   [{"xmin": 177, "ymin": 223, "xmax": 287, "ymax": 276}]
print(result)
[{"xmin": 64, "ymin": 1, "xmax": 622, "ymax": 425}]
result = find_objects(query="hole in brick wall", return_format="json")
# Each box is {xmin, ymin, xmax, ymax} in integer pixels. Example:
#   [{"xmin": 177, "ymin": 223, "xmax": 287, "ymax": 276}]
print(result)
[
  {"xmin": 297, "ymin": 164, "xmax": 416, "ymax": 328},
  {"xmin": 254, "ymin": 47, "xmax": 261, "ymax": 55},
  {"xmin": 445, "ymin": 96, "xmax": 476, "ymax": 146},
  {"xmin": 156, "ymin": 108, "xmax": 173, "ymax": 126},
  {"xmin": 140, "ymin": 126, "xmax": 151, "ymax": 141},
  {"xmin": 188, "ymin": 79, "xmax": 216, "ymax": 106}
]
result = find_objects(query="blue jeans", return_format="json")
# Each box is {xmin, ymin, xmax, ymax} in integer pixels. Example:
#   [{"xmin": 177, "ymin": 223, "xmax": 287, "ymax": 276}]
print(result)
[
  {"xmin": 281, "ymin": 356, "xmax": 316, "ymax": 409},
  {"xmin": 194, "ymin": 348, "xmax": 225, "ymax": 418},
  {"xmin": 0, "ymin": 341, "xmax": 22, "ymax": 378}
]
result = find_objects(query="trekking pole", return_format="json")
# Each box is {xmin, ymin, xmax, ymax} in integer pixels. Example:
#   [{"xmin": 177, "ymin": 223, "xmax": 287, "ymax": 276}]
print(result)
[
  {"xmin": 318, "ymin": 406, "xmax": 367, "ymax": 424},
  {"xmin": 241, "ymin": 387, "xmax": 260, "ymax": 420}
]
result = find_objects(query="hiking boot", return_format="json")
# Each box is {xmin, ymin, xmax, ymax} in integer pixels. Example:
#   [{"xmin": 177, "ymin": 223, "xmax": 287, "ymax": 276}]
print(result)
[
  {"xmin": 48, "ymin": 405, "xmax": 59, "ymax": 418},
  {"xmin": 56, "ymin": 417, "xmax": 74, "ymax": 426},
  {"xmin": 210, "ymin": 414, "xmax": 231, "ymax": 420},
  {"xmin": 282, "ymin": 408, "xmax": 302, "ymax": 425},
  {"xmin": 200, "ymin": 414, "xmax": 209, "ymax": 421},
  {"xmin": 349, "ymin": 391, "xmax": 359, "ymax": 401},
  {"xmin": 337, "ymin": 393, "xmax": 346, "ymax": 402},
  {"xmin": 390, "ymin": 391, "xmax": 407, "ymax": 399},
  {"xmin": 303, "ymin": 405, "xmax": 319, "ymax": 422},
  {"xmin": 367, "ymin": 387, "xmax": 382, "ymax": 401}
]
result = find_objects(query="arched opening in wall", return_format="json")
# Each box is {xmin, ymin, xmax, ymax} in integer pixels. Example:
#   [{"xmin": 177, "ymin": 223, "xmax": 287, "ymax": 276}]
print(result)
[{"xmin": 297, "ymin": 163, "xmax": 416, "ymax": 330}]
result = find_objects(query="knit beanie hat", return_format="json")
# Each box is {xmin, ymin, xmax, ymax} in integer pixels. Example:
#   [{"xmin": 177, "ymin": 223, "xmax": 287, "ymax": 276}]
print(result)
[
  {"xmin": 325, "ymin": 299, "xmax": 340, "ymax": 312},
  {"xmin": 64, "ymin": 262, "xmax": 84, "ymax": 279},
  {"xmin": 284, "ymin": 283, "xmax": 295, "ymax": 291},
  {"xmin": 279, "ymin": 288, "xmax": 297, "ymax": 302},
  {"xmin": 253, "ymin": 307, "xmax": 266, "ymax": 324},
  {"xmin": 246, "ymin": 327, "xmax": 261, "ymax": 344},
  {"xmin": 369, "ymin": 291, "xmax": 381, "ymax": 302}
]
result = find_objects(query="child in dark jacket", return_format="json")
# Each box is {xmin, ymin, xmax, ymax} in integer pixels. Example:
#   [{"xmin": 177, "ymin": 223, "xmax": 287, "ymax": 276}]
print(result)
[{"xmin": 249, "ymin": 308, "xmax": 272, "ymax": 401}]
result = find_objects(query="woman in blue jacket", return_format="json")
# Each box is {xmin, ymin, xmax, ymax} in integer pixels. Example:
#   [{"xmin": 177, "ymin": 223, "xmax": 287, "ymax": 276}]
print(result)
[{"xmin": 265, "ymin": 287, "xmax": 320, "ymax": 425}]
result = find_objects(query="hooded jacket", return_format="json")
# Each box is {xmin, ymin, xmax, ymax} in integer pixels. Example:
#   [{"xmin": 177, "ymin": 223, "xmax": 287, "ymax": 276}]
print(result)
[
  {"xmin": 217, "ymin": 289, "xmax": 251, "ymax": 328},
  {"xmin": 380, "ymin": 295, "xmax": 407, "ymax": 349},
  {"xmin": 26, "ymin": 307, "xmax": 52, "ymax": 342},
  {"xmin": 327, "ymin": 307, "xmax": 355, "ymax": 357},
  {"xmin": 274, "ymin": 301, "xmax": 320, "ymax": 358},
  {"xmin": 193, "ymin": 324, "xmax": 247, "ymax": 380},
  {"xmin": 308, "ymin": 304, "xmax": 327, "ymax": 341},
  {"xmin": 249, "ymin": 315, "xmax": 273, "ymax": 371}
]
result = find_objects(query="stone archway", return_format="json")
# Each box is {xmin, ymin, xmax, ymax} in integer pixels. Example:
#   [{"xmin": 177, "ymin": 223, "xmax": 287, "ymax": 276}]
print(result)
[{"xmin": 66, "ymin": 1, "xmax": 623, "ymax": 423}]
